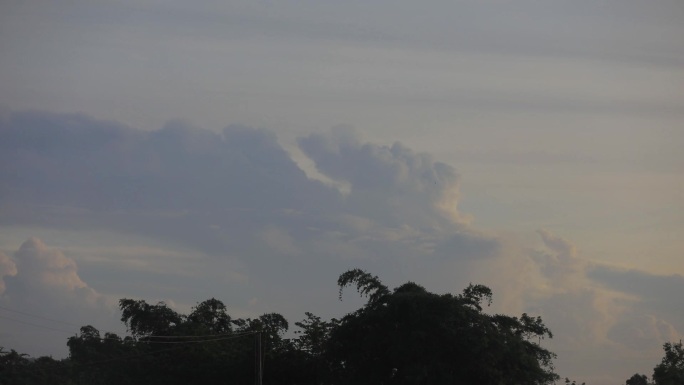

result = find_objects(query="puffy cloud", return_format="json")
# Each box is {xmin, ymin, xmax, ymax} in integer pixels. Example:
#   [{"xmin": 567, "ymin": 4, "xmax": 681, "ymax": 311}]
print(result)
[
  {"xmin": 513, "ymin": 230, "xmax": 684, "ymax": 382},
  {"xmin": 0, "ymin": 251, "xmax": 17, "ymax": 295},
  {"xmin": 533, "ymin": 229, "xmax": 587, "ymax": 289},
  {"xmin": 587, "ymin": 265, "xmax": 684, "ymax": 349},
  {"xmin": 298, "ymin": 127, "xmax": 465, "ymax": 229},
  {"xmin": 0, "ymin": 237, "xmax": 119, "ymax": 357},
  {"xmin": 0, "ymin": 110, "xmax": 498, "ymax": 266},
  {"xmin": 2, "ymin": 237, "xmax": 102, "ymax": 305},
  {"xmin": 0, "ymin": 110, "xmax": 505, "ymax": 359},
  {"xmin": 608, "ymin": 313, "xmax": 681, "ymax": 353}
]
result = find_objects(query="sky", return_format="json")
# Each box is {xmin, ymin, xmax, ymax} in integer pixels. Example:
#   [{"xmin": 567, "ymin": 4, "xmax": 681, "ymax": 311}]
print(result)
[{"xmin": 0, "ymin": 1, "xmax": 683, "ymax": 383}]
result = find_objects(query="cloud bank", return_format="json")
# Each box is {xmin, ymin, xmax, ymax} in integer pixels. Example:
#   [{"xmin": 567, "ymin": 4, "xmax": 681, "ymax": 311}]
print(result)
[{"xmin": 0, "ymin": 109, "xmax": 681, "ymax": 384}]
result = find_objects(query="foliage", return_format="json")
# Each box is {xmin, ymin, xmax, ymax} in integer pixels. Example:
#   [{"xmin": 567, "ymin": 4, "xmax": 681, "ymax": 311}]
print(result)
[
  {"xmin": 2, "ymin": 268, "xmax": 562, "ymax": 385},
  {"xmin": 328, "ymin": 269, "xmax": 559, "ymax": 385},
  {"xmin": 563, "ymin": 378, "xmax": 586, "ymax": 385},
  {"xmin": 652, "ymin": 341, "xmax": 684, "ymax": 385},
  {"xmin": 626, "ymin": 373, "xmax": 650, "ymax": 385},
  {"xmin": 0, "ymin": 347, "xmax": 72, "ymax": 385}
]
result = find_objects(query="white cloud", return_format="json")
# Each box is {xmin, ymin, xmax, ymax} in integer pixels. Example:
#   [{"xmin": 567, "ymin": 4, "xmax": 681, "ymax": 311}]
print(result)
[
  {"xmin": 0, "ymin": 237, "xmax": 120, "ymax": 357},
  {"xmin": 0, "ymin": 251, "xmax": 17, "ymax": 295}
]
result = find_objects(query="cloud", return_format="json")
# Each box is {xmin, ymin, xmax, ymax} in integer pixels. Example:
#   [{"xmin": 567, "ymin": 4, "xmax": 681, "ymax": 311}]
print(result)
[
  {"xmin": 0, "ymin": 237, "xmax": 120, "ymax": 357},
  {"xmin": 2, "ymin": 237, "xmax": 102, "ymax": 305},
  {"xmin": 533, "ymin": 229, "xmax": 586, "ymax": 288},
  {"xmin": 510, "ymin": 229, "xmax": 684, "ymax": 382},
  {"xmin": 0, "ymin": 109, "xmax": 504, "ymax": 358},
  {"xmin": 298, "ymin": 127, "xmax": 464, "ymax": 228},
  {"xmin": 0, "ymin": 109, "xmax": 499, "ymax": 266},
  {"xmin": 0, "ymin": 251, "xmax": 17, "ymax": 295},
  {"xmin": 587, "ymin": 265, "xmax": 684, "ymax": 302},
  {"xmin": 0, "ymin": 110, "xmax": 335, "ymax": 213},
  {"xmin": 587, "ymin": 264, "xmax": 684, "ymax": 342}
]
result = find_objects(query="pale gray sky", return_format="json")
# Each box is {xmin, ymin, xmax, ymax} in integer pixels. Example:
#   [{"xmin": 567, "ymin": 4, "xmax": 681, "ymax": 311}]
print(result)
[{"xmin": 1, "ymin": 1, "xmax": 683, "ymax": 383}]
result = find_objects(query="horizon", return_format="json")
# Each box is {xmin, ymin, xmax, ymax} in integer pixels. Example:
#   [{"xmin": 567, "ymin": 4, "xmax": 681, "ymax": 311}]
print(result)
[{"xmin": 1, "ymin": 1, "xmax": 683, "ymax": 384}]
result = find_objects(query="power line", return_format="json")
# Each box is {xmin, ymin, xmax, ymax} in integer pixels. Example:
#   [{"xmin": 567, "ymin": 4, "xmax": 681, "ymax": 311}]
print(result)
[
  {"xmin": 0, "ymin": 313, "xmax": 76, "ymax": 334},
  {"xmin": 0, "ymin": 304, "xmax": 81, "ymax": 327},
  {"xmin": 1, "ymin": 308, "xmax": 260, "ymax": 344},
  {"xmin": 0, "ymin": 304, "xmax": 257, "ymax": 340},
  {"xmin": 144, "ymin": 330, "xmax": 257, "ymax": 339},
  {"xmin": 139, "ymin": 333, "xmax": 258, "ymax": 344}
]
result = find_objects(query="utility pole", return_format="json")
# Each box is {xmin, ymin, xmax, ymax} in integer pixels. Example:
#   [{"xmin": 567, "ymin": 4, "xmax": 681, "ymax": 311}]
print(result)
[{"xmin": 254, "ymin": 332, "xmax": 263, "ymax": 385}]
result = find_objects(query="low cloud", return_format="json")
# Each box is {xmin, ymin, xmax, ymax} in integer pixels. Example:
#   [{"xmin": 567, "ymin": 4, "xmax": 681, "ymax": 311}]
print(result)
[
  {"xmin": 0, "ymin": 109, "xmax": 503, "ymax": 357},
  {"xmin": 515, "ymin": 230, "xmax": 683, "ymax": 382},
  {"xmin": 299, "ymin": 127, "xmax": 465, "ymax": 229},
  {"xmin": 0, "ymin": 237, "xmax": 119, "ymax": 357},
  {"xmin": 0, "ymin": 251, "xmax": 17, "ymax": 295},
  {"xmin": 2, "ymin": 237, "xmax": 101, "ymax": 304},
  {"xmin": 0, "ymin": 110, "xmax": 497, "ymax": 267},
  {"xmin": 3, "ymin": 109, "xmax": 679, "ymax": 383}
]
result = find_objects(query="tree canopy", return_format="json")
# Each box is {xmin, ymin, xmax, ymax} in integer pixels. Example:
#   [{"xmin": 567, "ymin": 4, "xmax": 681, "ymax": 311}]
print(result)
[
  {"xmin": 2, "ymin": 268, "xmax": 569, "ymax": 385},
  {"xmin": 327, "ymin": 269, "xmax": 558, "ymax": 385}
]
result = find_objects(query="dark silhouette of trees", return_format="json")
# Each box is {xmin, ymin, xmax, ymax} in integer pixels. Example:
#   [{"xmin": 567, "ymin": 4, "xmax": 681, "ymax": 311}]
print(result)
[
  {"xmin": 626, "ymin": 373, "xmax": 650, "ymax": 385},
  {"xmin": 0, "ymin": 347, "xmax": 71, "ymax": 385},
  {"xmin": 622, "ymin": 341, "xmax": 684, "ymax": 385},
  {"xmin": 2, "ymin": 268, "xmax": 564, "ymax": 384},
  {"xmin": 652, "ymin": 341, "xmax": 684, "ymax": 385},
  {"xmin": 325, "ymin": 268, "xmax": 559, "ymax": 385}
]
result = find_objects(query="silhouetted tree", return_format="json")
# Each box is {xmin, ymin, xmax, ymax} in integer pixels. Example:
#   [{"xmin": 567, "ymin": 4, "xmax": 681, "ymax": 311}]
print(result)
[
  {"xmin": 1, "ymin": 269, "xmax": 568, "ymax": 385},
  {"xmin": 626, "ymin": 373, "xmax": 650, "ymax": 385},
  {"xmin": 0, "ymin": 347, "xmax": 71, "ymax": 385},
  {"xmin": 653, "ymin": 341, "xmax": 684, "ymax": 385},
  {"xmin": 325, "ymin": 268, "xmax": 559, "ymax": 385}
]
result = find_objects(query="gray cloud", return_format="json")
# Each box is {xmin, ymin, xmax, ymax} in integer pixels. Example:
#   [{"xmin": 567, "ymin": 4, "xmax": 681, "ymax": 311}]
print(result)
[
  {"xmin": 588, "ymin": 264, "xmax": 684, "ymax": 301},
  {"xmin": 0, "ymin": 251, "xmax": 17, "ymax": 295},
  {"xmin": 0, "ymin": 109, "xmax": 501, "ymax": 318},
  {"xmin": 1, "ymin": 110, "xmax": 499, "ymax": 263},
  {"xmin": 0, "ymin": 110, "xmax": 337, "ymax": 212},
  {"xmin": 299, "ymin": 127, "xmax": 464, "ymax": 229},
  {"xmin": 587, "ymin": 264, "xmax": 684, "ymax": 323}
]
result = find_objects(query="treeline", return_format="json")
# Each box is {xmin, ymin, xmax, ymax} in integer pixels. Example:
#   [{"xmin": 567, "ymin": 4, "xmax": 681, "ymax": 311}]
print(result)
[{"xmin": 1, "ymin": 269, "xmax": 682, "ymax": 385}]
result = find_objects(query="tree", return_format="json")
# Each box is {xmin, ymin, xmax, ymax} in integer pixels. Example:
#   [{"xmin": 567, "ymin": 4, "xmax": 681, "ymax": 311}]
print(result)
[
  {"xmin": 0, "ymin": 347, "xmax": 72, "ymax": 385},
  {"xmin": 626, "ymin": 373, "xmax": 650, "ymax": 385},
  {"xmin": 326, "ymin": 268, "xmax": 559, "ymax": 385},
  {"xmin": 118, "ymin": 299, "xmax": 182, "ymax": 337},
  {"xmin": 186, "ymin": 298, "xmax": 232, "ymax": 334},
  {"xmin": 653, "ymin": 341, "xmax": 684, "ymax": 385},
  {"xmin": 293, "ymin": 312, "xmax": 339, "ymax": 384}
]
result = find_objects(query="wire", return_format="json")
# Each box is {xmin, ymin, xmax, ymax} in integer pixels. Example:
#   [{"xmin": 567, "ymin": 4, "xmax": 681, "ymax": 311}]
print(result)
[
  {"xmin": 72, "ymin": 345, "xmax": 191, "ymax": 367},
  {"xmin": 0, "ymin": 314, "xmax": 76, "ymax": 334},
  {"xmin": 139, "ymin": 333, "xmax": 258, "ymax": 344},
  {"xmin": 73, "ymin": 333, "xmax": 260, "ymax": 366},
  {"xmin": 0, "ymin": 304, "xmax": 82, "ymax": 327},
  {"xmin": 0, "ymin": 303, "xmax": 268, "ymax": 351},
  {"xmin": 144, "ymin": 330, "xmax": 257, "ymax": 339},
  {"xmin": 1, "ymin": 311, "xmax": 259, "ymax": 344}
]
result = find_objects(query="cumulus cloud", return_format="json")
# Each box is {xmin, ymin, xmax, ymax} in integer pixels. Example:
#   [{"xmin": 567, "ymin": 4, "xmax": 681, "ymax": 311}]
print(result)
[
  {"xmin": 2, "ymin": 109, "xmax": 682, "ymax": 383},
  {"xmin": 2, "ymin": 237, "xmax": 103, "ymax": 305},
  {"xmin": 587, "ymin": 265, "xmax": 684, "ymax": 348},
  {"xmin": 0, "ymin": 237, "xmax": 120, "ymax": 357},
  {"xmin": 0, "ymin": 109, "xmax": 505, "ymax": 358},
  {"xmin": 533, "ymin": 229, "xmax": 586, "ymax": 289},
  {"xmin": 0, "ymin": 251, "xmax": 17, "ymax": 295},
  {"xmin": 0, "ymin": 109, "xmax": 499, "ymax": 266},
  {"xmin": 511, "ymin": 229, "xmax": 684, "ymax": 382},
  {"xmin": 298, "ymin": 127, "xmax": 464, "ymax": 229}
]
